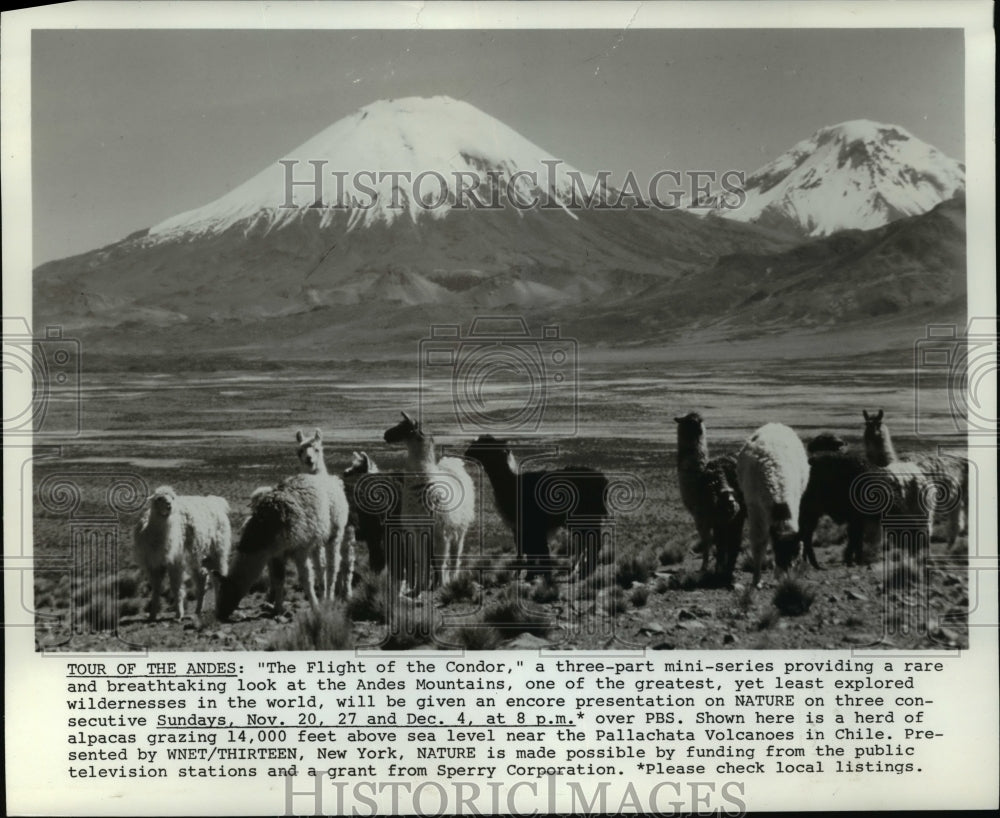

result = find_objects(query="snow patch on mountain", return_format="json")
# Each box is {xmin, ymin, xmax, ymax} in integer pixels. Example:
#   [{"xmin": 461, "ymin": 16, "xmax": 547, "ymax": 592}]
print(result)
[
  {"xmin": 150, "ymin": 96, "xmax": 599, "ymax": 239},
  {"xmin": 715, "ymin": 119, "xmax": 964, "ymax": 236}
]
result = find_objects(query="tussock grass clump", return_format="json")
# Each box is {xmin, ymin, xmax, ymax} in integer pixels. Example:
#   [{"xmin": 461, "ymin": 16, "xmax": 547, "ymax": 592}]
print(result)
[
  {"xmin": 72, "ymin": 571, "xmax": 148, "ymax": 631},
  {"xmin": 346, "ymin": 573, "xmax": 386, "ymax": 623},
  {"xmin": 653, "ymin": 575, "xmax": 671, "ymax": 595},
  {"xmin": 483, "ymin": 586, "xmax": 549, "ymax": 637},
  {"xmin": 529, "ymin": 576, "xmax": 560, "ymax": 604},
  {"xmin": 484, "ymin": 567, "xmax": 514, "ymax": 589},
  {"xmin": 772, "ymin": 577, "xmax": 815, "ymax": 617},
  {"xmin": 657, "ymin": 542, "xmax": 687, "ymax": 566},
  {"xmin": 756, "ymin": 606, "xmax": 781, "ymax": 630},
  {"xmin": 630, "ymin": 584, "xmax": 650, "ymax": 608},
  {"xmin": 602, "ymin": 587, "xmax": 627, "ymax": 617},
  {"xmin": 438, "ymin": 574, "xmax": 477, "ymax": 606},
  {"xmin": 442, "ymin": 625, "xmax": 502, "ymax": 651},
  {"xmin": 615, "ymin": 552, "xmax": 656, "ymax": 589},
  {"xmin": 267, "ymin": 601, "xmax": 351, "ymax": 651}
]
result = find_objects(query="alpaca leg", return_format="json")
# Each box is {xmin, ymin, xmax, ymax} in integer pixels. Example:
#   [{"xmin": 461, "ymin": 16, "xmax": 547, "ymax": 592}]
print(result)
[
  {"xmin": 328, "ymin": 524, "xmax": 346, "ymax": 600},
  {"xmin": 147, "ymin": 566, "xmax": 165, "ymax": 622},
  {"xmin": 340, "ymin": 537, "xmax": 356, "ymax": 600},
  {"xmin": 269, "ymin": 558, "xmax": 287, "ymax": 614},
  {"xmin": 696, "ymin": 519, "xmax": 714, "ymax": 573},
  {"xmin": 437, "ymin": 527, "xmax": 451, "ymax": 587},
  {"xmin": 193, "ymin": 566, "xmax": 207, "ymax": 616},
  {"xmin": 453, "ymin": 526, "xmax": 468, "ymax": 583},
  {"xmin": 168, "ymin": 563, "xmax": 186, "ymax": 620},
  {"xmin": 296, "ymin": 553, "xmax": 320, "ymax": 610},
  {"xmin": 748, "ymin": 512, "xmax": 768, "ymax": 588}
]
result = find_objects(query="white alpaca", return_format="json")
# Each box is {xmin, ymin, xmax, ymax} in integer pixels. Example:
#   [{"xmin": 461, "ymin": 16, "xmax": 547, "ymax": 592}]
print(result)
[
  {"xmin": 214, "ymin": 472, "xmax": 350, "ymax": 620},
  {"xmin": 737, "ymin": 423, "xmax": 810, "ymax": 586},
  {"xmin": 295, "ymin": 429, "xmax": 356, "ymax": 596},
  {"xmin": 863, "ymin": 409, "xmax": 967, "ymax": 547},
  {"xmin": 383, "ymin": 412, "xmax": 475, "ymax": 592},
  {"xmin": 134, "ymin": 485, "xmax": 231, "ymax": 621}
]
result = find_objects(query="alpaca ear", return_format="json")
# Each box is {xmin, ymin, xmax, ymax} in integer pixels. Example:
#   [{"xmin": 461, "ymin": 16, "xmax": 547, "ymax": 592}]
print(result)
[
  {"xmin": 505, "ymin": 450, "xmax": 518, "ymax": 473},
  {"xmin": 296, "ymin": 430, "xmax": 304, "ymax": 443},
  {"xmin": 401, "ymin": 410, "xmax": 415, "ymax": 424},
  {"xmin": 674, "ymin": 416, "xmax": 683, "ymax": 423},
  {"xmin": 875, "ymin": 409, "xmax": 884, "ymax": 421},
  {"xmin": 313, "ymin": 428, "xmax": 322, "ymax": 441},
  {"xmin": 361, "ymin": 453, "xmax": 372, "ymax": 469},
  {"xmin": 862, "ymin": 410, "xmax": 870, "ymax": 421}
]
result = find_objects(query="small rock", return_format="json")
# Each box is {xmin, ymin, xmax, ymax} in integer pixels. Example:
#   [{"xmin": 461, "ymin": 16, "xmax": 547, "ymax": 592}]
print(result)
[
  {"xmin": 723, "ymin": 633, "xmax": 736, "ymax": 645},
  {"xmin": 677, "ymin": 608, "xmax": 697, "ymax": 621},
  {"xmin": 505, "ymin": 633, "xmax": 550, "ymax": 650},
  {"xmin": 845, "ymin": 589, "xmax": 868, "ymax": 601},
  {"xmin": 651, "ymin": 641, "xmax": 675, "ymax": 650},
  {"xmin": 844, "ymin": 632, "xmax": 876, "ymax": 645},
  {"xmin": 638, "ymin": 621, "xmax": 665, "ymax": 636}
]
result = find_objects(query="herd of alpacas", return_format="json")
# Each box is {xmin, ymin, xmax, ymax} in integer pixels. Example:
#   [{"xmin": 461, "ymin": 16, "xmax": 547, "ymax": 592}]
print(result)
[{"xmin": 131, "ymin": 409, "xmax": 968, "ymax": 624}]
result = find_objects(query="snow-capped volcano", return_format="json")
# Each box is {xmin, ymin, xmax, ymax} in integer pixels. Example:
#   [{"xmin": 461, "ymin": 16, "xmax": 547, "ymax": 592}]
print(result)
[
  {"xmin": 150, "ymin": 95, "xmax": 598, "ymax": 238},
  {"xmin": 714, "ymin": 119, "xmax": 965, "ymax": 236}
]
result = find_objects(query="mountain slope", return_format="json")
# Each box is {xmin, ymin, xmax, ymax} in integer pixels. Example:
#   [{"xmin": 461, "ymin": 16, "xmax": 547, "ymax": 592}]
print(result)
[
  {"xmin": 713, "ymin": 120, "xmax": 965, "ymax": 236},
  {"xmin": 572, "ymin": 194, "xmax": 966, "ymax": 347}
]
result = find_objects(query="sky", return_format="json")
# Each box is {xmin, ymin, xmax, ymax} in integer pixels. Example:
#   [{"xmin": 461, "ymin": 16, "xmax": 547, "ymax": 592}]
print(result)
[{"xmin": 30, "ymin": 27, "xmax": 964, "ymax": 265}]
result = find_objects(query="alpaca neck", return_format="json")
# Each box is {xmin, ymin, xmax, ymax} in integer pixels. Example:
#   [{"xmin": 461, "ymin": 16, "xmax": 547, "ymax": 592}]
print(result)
[
  {"xmin": 406, "ymin": 434, "xmax": 437, "ymax": 472},
  {"xmin": 677, "ymin": 434, "xmax": 709, "ymax": 472},
  {"xmin": 867, "ymin": 430, "xmax": 896, "ymax": 467},
  {"xmin": 478, "ymin": 456, "xmax": 519, "ymax": 525},
  {"xmin": 226, "ymin": 548, "xmax": 270, "ymax": 598}
]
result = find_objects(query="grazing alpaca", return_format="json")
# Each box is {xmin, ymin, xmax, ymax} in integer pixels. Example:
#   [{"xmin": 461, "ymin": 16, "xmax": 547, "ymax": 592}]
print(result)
[
  {"xmin": 133, "ymin": 486, "xmax": 231, "ymax": 621},
  {"xmin": 293, "ymin": 429, "xmax": 356, "ymax": 595},
  {"xmin": 214, "ymin": 473, "xmax": 350, "ymax": 620},
  {"xmin": 799, "ymin": 451, "xmax": 878, "ymax": 567},
  {"xmin": 464, "ymin": 435, "xmax": 610, "ymax": 579},
  {"xmin": 800, "ymin": 450, "xmax": 937, "ymax": 566},
  {"xmin": 862, "ymin": 410, "xmax": 967, "ymax": 547},
  {"xmin": 673, "ymin": 413, "xmax": 745, "ymax": 581},
  {"xmin": 341, "ymin": 450, "xmax": 404, "ymax": 575},
  {"xmin": 737, "ymin": 423, "xmax": 810, "ymax": 586},
  {"xmin": 383, "ymin": 412, "xmax": 475, "ymax": 592}
]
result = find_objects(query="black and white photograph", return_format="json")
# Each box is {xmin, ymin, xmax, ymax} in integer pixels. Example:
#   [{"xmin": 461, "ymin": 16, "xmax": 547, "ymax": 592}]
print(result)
[{"xmin": 3, "ymin": 1, "xmax": 996, "ymax": 814}]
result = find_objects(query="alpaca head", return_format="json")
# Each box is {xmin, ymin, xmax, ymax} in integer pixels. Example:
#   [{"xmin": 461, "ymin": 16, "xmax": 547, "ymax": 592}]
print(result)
[
  {"xmin": 674, "ymin": 412, "xmax": 705, "ymax": 441},
  {"xmin": 296, "ymin": 429, "xmax": 324, "ymax": 473},
  {"xmin": 714, "ymin": 486, "xmax": 741, "ymax": 522},
  {"xmin": 807, "ymin": 432, "xmax": 848, "ymax": 455},
  {"xmin": 383, "ymin": 411, "xmax": 423, "ymax": 445},
  {"xmin": 862, "ymin": 409, "xmax": 891, "ymax": 462},
  {"xmin": 150, "ymin": 486, "xmax": 177, "ymax": 517},
  {"xmin": 769, "ymin": 507, "xmax": 802, "ymax": 572},
  {"xmin": 464, "ymin": 434, "xmax": 513, "ymax": 470},
  {"xmin": 211, "ymin": 570, "xmax": 241, "ymax": 622},
  {"xmin": 343, "ymin": 451, "xmax": 376, "ymax": 477}
]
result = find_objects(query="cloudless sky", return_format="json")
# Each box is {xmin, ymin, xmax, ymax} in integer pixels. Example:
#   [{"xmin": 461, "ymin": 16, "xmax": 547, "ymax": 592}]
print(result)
[{"xmin": 31, "ymin": 28, "xmax": 964, "ymax": 265}]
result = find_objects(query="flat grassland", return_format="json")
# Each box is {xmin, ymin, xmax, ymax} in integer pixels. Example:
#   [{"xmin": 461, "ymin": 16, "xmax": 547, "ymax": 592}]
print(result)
[{"xmin": 31, "ymin": 356, "xmax": 970, "ymax": 652}]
